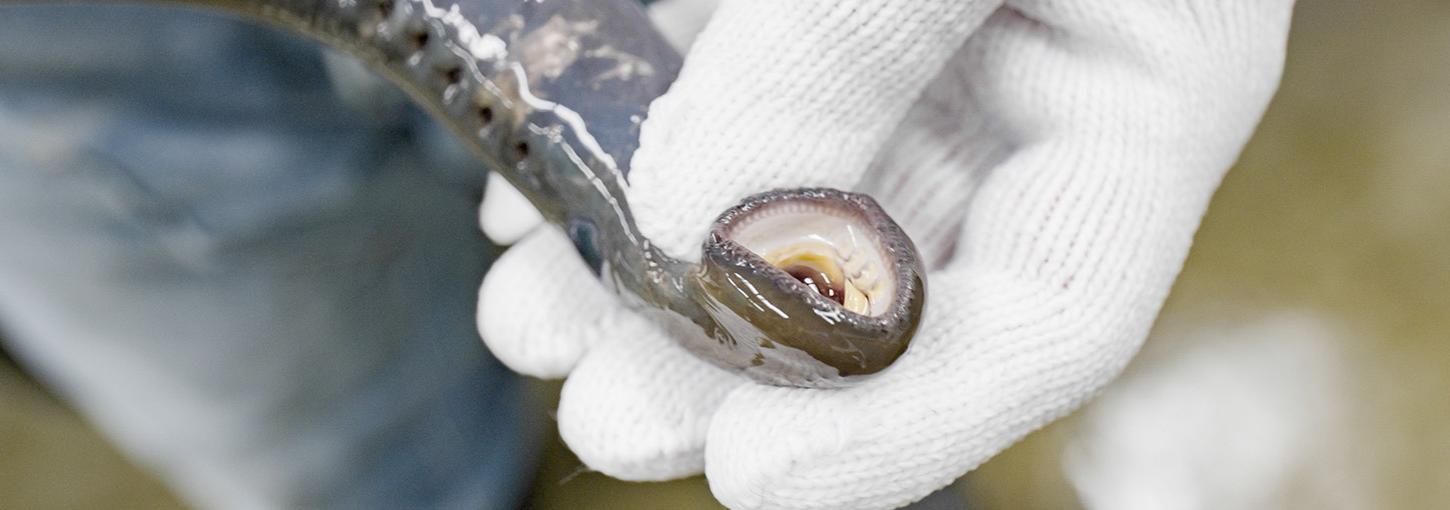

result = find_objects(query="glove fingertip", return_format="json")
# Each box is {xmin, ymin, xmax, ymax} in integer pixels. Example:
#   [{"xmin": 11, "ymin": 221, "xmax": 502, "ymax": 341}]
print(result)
[
  {"xmin": 477, "ymin": 229, "xmax": 602, "ymax": 378},
  {"xmin": 704, "ymin": 389, "xmax": 843, "ymax": 510},
  {"xmin": 480, "ymin": 172, "xmax": 543, "ymax": 245},
  {"xmin": 556, "ymin": 325, "xmax": 741, "ymax": 482}
]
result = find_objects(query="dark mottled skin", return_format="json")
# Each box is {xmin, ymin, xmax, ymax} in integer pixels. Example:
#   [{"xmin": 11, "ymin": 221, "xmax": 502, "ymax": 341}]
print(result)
[{"xmin": 0, "ymin": 0, "xmax": 926, "ymax": 387}]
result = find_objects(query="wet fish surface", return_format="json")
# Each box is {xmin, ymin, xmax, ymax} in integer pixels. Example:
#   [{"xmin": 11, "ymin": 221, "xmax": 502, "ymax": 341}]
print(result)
[{"xmin": 0, "ymin": 0, "xmax": 926, "ymax": 387}]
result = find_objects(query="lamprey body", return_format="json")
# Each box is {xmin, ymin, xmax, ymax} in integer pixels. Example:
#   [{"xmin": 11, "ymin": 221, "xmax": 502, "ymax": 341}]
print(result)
[{"xmin": 2, "ymin": 0, "xmax": 925, "ymax": 387}]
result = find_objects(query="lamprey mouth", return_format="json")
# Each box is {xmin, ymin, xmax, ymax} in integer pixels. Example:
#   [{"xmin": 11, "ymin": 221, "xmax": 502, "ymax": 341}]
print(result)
[
  {"xmin": 689, "ymin": 188, "xmax": 926, "ymax": 387},
  {"xmin": 715, "ymin": 190, "xmax": 902, "ymax": 317}
]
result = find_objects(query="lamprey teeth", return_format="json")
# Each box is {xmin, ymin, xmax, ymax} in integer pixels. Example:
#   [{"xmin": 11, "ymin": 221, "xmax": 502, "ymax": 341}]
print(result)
[
  {"xmin": 696, "ymin": 188, "xmax": 926, "ymax": 383},
  {"xmin": 707, "ymin": 190, "xmax": 907, "ymax": 318}
]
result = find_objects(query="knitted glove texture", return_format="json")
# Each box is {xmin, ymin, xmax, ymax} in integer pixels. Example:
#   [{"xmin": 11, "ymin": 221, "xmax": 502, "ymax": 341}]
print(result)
[{"xmin": 479, "ymin": 0, "xmax": 1296, "ymax": 508}]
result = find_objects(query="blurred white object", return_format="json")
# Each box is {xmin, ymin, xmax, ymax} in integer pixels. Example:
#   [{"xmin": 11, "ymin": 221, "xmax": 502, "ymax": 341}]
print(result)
[
  {"xmin": 480, "ymin": 172, "xmax": 543, "ymax": 244},
  {"xmin": 1065, "ymin": 311, "xmax": 1365, "ymax": 510}
]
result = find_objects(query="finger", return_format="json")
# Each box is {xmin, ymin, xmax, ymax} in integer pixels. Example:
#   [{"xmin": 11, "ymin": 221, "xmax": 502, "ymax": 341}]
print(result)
[
  {"xmin": 706, "ymin": 275, "xmax": 1131, "ymax": 510},
  {"xmin": 950, "ymin": 0, "xmax": 1295, "ymax": 291},
  {"xmin": 629, "ymin": 0, "xmax": 1005, "ymax": 261},
  {"xmin": 861, "ymin": 0, "xmax": 1297, "ymax": 269},
  {"xmin": 704, "ymin": 2, "xmax": 1298, "ymax": 508},
  {"xmin": 479, "ymin": 172, "xmax": 542, "ymax": 245},
  {"xmin": 557, "ymin": 317, "xmax": 743, "ymax": 481},
  {"xmin": 476, "ymin": 227, "xmax": 608, "ymax": 378}
]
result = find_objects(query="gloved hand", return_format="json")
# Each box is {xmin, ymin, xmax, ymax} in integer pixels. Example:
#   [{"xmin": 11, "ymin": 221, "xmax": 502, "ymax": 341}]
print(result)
[{"xmin": 478, "ymin": 0, "xmax": 1296, "ymax": 508}]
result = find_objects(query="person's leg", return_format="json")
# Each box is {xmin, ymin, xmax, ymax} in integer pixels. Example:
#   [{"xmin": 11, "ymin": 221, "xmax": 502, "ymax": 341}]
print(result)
[{"xmin": 0, "ymin": 7, "xmax": 537, "ymax": 509}]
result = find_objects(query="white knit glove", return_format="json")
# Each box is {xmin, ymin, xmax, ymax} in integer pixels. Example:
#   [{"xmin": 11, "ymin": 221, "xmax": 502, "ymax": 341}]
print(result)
[{"xmin": 478, "ymin": 0, "xmax": 1296, "ymax": 508}]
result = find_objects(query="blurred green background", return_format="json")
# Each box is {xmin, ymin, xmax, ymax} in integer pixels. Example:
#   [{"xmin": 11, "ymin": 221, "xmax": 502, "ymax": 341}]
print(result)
[{"xmin": 2, "ymin": 0, "xmax": 1446, "ymax": 507}]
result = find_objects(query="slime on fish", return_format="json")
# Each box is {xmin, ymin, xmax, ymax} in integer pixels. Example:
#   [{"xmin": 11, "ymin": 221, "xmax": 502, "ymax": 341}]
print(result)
[{"xmin": 0, "ymin": 0, "xmax": 927, "ymax": 387}]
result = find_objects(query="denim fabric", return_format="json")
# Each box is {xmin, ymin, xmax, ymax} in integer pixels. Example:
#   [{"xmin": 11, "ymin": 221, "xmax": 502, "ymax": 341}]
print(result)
[{"xmin": 0, "ymin": 6, "xmax": 538, "ymax": 509}]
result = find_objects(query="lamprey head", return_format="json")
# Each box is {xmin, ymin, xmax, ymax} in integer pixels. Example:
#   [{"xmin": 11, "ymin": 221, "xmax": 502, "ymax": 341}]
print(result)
[{"xmin": 688, "ymin": 188, "xmax": 926, "ymax": 387}]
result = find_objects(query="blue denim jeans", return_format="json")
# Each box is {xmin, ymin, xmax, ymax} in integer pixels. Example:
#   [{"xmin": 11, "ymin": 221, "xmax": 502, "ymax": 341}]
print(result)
[{"xmin": 0, "ymin": 7, "xmax": 538, "ymax": 509}]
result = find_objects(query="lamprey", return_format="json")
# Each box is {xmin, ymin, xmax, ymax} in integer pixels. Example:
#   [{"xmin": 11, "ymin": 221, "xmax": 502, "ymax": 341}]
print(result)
[{"xmin": 1, "ymin": 0, "xmax": 925, "ymax": 387}]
